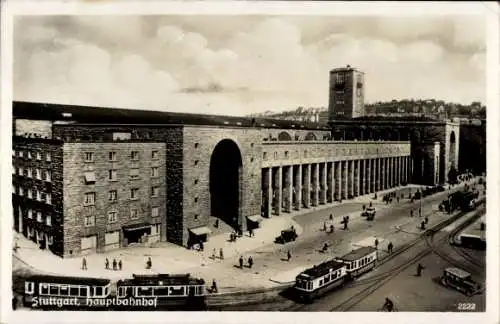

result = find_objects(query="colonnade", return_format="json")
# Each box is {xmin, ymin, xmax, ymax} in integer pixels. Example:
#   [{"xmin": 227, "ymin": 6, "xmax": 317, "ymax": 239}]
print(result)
[{"xmin": 261, "ymin": 155, "xmax": 413, "ymax": 217}]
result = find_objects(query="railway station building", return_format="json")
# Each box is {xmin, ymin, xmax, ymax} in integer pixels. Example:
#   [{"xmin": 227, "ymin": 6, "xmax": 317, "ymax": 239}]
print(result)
[{"xmin": 11, "ymin": 66, "xmax": 460, "ymax": 258}]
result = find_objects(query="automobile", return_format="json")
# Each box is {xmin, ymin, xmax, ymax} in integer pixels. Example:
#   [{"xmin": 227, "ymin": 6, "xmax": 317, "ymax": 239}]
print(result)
[
  {"xmin": 275, "ymin": 228, "xmax": 298, "ymax": 244},
  {"xmin": 361, "ymin": 207, "xmax": 376, "ymax": 221},
  {"xmin": 440, "ymin": 267, "xmax": 481, "ymax": 296}
]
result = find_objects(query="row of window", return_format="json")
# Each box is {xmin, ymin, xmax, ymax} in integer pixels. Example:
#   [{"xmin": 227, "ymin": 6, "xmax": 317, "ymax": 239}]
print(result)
[
  {"xmin": 13, "ymin": 166, "xmax": 51, "ymax": 182},
  {"xmin": 83, "ymin": 207, "xmax": 160, "ymax": 226},
  {"xmin": 24, "ymin": 227, "xmax": 53, "ymax": 244},
  {"xmin": 13, "ymin": 150, "xmax": 51, "ymax": 162},
  {"xmin": 85, "ymin": 150, "xmax": 159, "ymax": 163},
  {"xmin": 84, "ymin": 187, "xmax": 161, "ymax": 206},
  {"xmin": 347, "ymin": 255, "xmax": 374, "ymax": 270},
  {"xmin": 263, "ymin": 148, "xmax": 409, "ymax": 161},
  {"xmin": 84, "ymin": 167, "xmax": 160, "ymax": 184},
  {"xmin": 318, "ymin": 269, "xmax": 342, "ymax": 286},
  {"xmin": 14, "ymin": 186, "xmax": 52, "ymax": 204},
  {"xmin": 20, "ymin": 207, "xmax": 52, "ymax": 225}
]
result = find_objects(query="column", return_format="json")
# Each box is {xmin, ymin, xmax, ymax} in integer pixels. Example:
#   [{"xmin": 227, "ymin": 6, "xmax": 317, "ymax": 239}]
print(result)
[
  {"xmin": 410, "ymin": 156, "xmax": 414, "ymax": 183},
  {"xmin": 398, "ymin": 156, "xmax": 402, "ymax": 185},
  {"xmin": 403, "ymin": 156, "xmax": 408, "ymax": 183},
  {"xmin": 381, "ymin": 158, "xmax": 386, "ymax": 190},
  {"xmin": 348, "ymin": 160, "xmax": 354, "ymax": 198},
  {"xmin": 294, "ymin": 165, "xmax": 302, "ymax": 211},
  {"xmin": 366, "ymin": 159, "xmax": 372, "ymax": 193},
  {"xmin": 335, "ymin": 161, "xmax": 342, "ymax": 201},
  {"xmin": 273, "ymin": 167, "xmax": 282, "ymax": 215},
  {"xmin": 341, "ymin": 161, "xmax": 348, "ymax": 199},
  {"xmin": 285, "ymin": 166, "xmax": 293, "ymax": 212},
  {"xmin": 389, "ymin": 157, "xmax": 394, "ymax": 188},
  {"xmin": 354, "ymin": 159, "xmax": 360, "ymax": 197},
  {"xmin": 393, "ymin": 157, "xmax": 397, "ymax": 187},
  {"xmin": 375, "ymin": 158, "xmax": 380, "ymax": 191},
  {"xmin": 371, "ymin": 159, "xmax": 376, "ymax": 193},
  {"xmin": 327, "ymin": 162, "xmax": 334, "ymax": 203},
  {"xmin": 312, "ymin": 163, "xmax": 320, "ymax": 206},
  {"xmin": 320, "ymin": 162, "xmax": 327, "ymax": 204},
  {"xmin": 359, "ymin": 159, "xmax": 365, "ymax": 195},
  {"xmin": 263, "ymin": 168, "xmax": 272, "ymax": 217},
  {"xmin": 303, "ymin": 164, "xmax": 311, "ymax": 208}
]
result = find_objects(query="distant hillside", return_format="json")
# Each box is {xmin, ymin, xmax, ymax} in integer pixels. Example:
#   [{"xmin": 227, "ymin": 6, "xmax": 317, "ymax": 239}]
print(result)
[{"xmin": 248, "ymin": 100, "xmax": 486, "ymax": 123}]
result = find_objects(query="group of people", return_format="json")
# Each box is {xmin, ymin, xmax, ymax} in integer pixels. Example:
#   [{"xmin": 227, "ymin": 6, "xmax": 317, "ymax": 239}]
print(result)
[
  {"xmin": 238, "ymin": 255, "xmax": 254, "ymax": 269},
  {"xmin": 105, "ymin": 258, "xmax": 123, "ymax": 271},
  {"xmin": 211, "ymin": 248, "xmax": 225, "ymax": 260},
  {"xmin": 383, "ymin": 191, "xmax": 401, "ymax": 204}
]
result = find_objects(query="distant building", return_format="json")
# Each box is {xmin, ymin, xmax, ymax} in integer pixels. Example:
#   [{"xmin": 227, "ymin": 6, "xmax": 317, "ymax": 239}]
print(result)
[{"xmin": 328, "ymin": 65, "xmax": 365, "ymax": 121}]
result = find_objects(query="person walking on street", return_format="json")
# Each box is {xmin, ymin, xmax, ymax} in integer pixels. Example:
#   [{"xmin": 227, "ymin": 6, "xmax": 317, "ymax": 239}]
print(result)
[
  {"xmin": 383, "ymin": 297, "xmax": 394, "ymax": 312},
  {"xmin": 219, "ymin": 248, "xmax": 224, "ymax": 260},
  {"xmin": 112, "ymin": 259, "xmax": 117, "ymax": 271},
  {"xmin": 199, "ymin": 241, "xmax": 204, "ymax": 252},
  {"xmin": 212, "ymin": 248, "xmax": 216, "ymax": 259},
  {"xmin": 82, "ymin": 257, "xmax": 87, "ymax": 270},
  {"xmin": 239, "ymin": 256, "xmax": 244, "ymax": 269},
  {"xmin": 323, "ymin": 221, "xmax": 327, "ymax": 232},
  {"xmin": 249, "ymin": 228, "xmax": 254, "ymax": 237},
  {"xmin": 329, "ymin": 214, "xmax": 333, "ymax": 220},
  {"xmin": 416, "ymin": 263, "xmax": 424, "ymax": 276},
  {"xmin": 322, "ymin": 242, "xmax": 329, "ymax": 252},
  {"xmin": 105, "ymin": 258, "xmax": 109, "ymax": 270},
  {"xmin": 248, "ymin": 256, "xmax": 254, "ymax": 269},
  {"xmin": 287, "ymin": 250, "xmax": 292, "ymax": 261},
  {"xmin": 374, "ymin": 238, "xmax": 379, "ymax": 250},
  {"xmin": 330, "ymin": 224, "xmax": 335, "ymax": 234},
  {"xmin": 410, "ymin": 210, "xmax": 413, "ymax": 217},
  {"xmin": 211, "ymin": 279, "xmax": 218, "ymax": 293},
  {"xmin": 118, "ymin": 260, "xmax": 122, "ymax": 270},
  {"xmin": 418, "ymin": 207, "xmax": 422, "ymax": 217},
  {"xmin": 388, "ymin": 242, "xmax": 393, "ymax": 254},
  {"xmin": 146, "ymin": 257, "xmax": 152, "ymax": 269}
]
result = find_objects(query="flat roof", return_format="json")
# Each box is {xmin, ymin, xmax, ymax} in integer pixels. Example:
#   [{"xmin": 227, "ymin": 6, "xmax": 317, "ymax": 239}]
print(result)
[
  {"xmin": 24, "ymin": 274, "xmax": 110, "ymax": 286},
  {"xmin": 13, "ymin": 101, "xmax": 329, "ymax": 131},
  {"xmin": 117, "ymin": 273, "xmax": 205, "ymax": 286},
  {"xmin": 301, "ymin": 259, "xmax": 345, "ymax": 278},
  {"xmin": 444, "ymin": 267, "xmax": 471, "ymax": 279},
  {"xmin": 339, "ymin": 246, "xmax": 377, "ymax": 261}
]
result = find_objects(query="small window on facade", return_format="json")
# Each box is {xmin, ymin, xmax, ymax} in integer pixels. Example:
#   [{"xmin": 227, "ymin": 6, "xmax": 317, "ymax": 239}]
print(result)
[
  {"xmin": 194, "ymin": 160, "xmax": 199, "ymax": 166},
  {"xmin": 130, "ymin": 209, "xmax": 139, "ymax": 219},
  {"xmin": 194, "ymin": 214, "xmax": 198, "ymax": 220},
  {"xmin": 108, "ymin": 190, "xmax": 117, "ymax": 202},
  {"xmin": 27, "ymin": 168, "xmax": 32, "ymax": 178},
  {"xmin": 36, "ymin": 190, "xmax": 42, "ymax": 201},
  {"xmin": 151, "ymin": 167, "xmax": 159, "ymax": 177},
  {"xmin": 152, "ymin": 151, "xmax": 159, "ymax": 159},
  {"xmin": 46, "ymin": 153, "xmax": 51, "ymax": 162},
  {"xmin": 251, "ymin": 143, "xmax": 254, "ymax": 148},
  {"xmin": 194, "ymin": 179, "xmax": 198, "ymax": 185},
  {"xmin": 131, "ymin": 151, "xmax": 139, "ymax": 160},
  {"xmin": 28, "ymin": 209, "xmax": 33, "ymax": 219},
  {"xmin": 84, "ymin": 152, "xmax": 94, "ymax": 162},
  {"xmin": 35, "ymin": 168, "xmax": 41, "ymax": 180},
  {"xmin": 28, "ymin": 151, "xmax": 32, "ymax": 159},
  {"xmin": 46, "ymin": 193, "xmax": 52, "ymax": 205},
  {"xmin": 152, "ymin": 207, "xmax": 159, "ymax": 217},
  {"xmin": 18, "ymin": 167, "xmax": 24, "ymax": 176},
  {"xmin": 84, "ymin": 192, "xmax": 96, "ymax": 206},
  {"xmin": 130, "ymin": 188, "xmax": 139, "ymax": 200},
  {"xmin": 274, "ymin": 152, "xmax": 278, "ymax": 160},
  {"xmin": 109, "ymin": 169, "xmax": 117, "ymax": 181},
  {"xmin": 37, "ymin": 211, "xmax": 42, "ymax": 222},
  {"xmin": 109, "ymin": 152, "xmax": 116, "ymax": 161},
  {"xmin": 45, "ymin": 170, "xmax": 51, "ymax": 182},
  {"xmin": 27, "ymin": 189, "xmax": 32, "ymax": 199},
  {"xmin": 194, "ymin": 143, "xmax": 199, "ymax": 148},
  {"xmin": 107, "ymin": 211, "xmax": 117, "ymax": 223},
  {"xmin": 46, "ymin": 214, "xmax": 52, "ymax": 226},
  {"xmin": 19, "ymin": 187, "xmax": 24, "ymax": 196},
  {"xmin": 85, "ymin": 215, "xmax": 95, "ymax": 227},
  {"xmin": 19, "ymin": 151, "xmax": 24, "ymax": 158},
  {"xmin": 194, "ymin": 197, "xmax": 198, "ymax": 203},
  {"xmin": 285, "ymin": 151, "xmax": 289, "ymax": 158},
  {"xmin": 250, "ymin": 157, "xmax": 254, "ymax": 162},
  {"xmin": 151, "ymin": 186, "xmax": 160, "ymax": 198},
  {"xmin": 263, "ymin": 152, "xmax": 267, "ymax": 160}
]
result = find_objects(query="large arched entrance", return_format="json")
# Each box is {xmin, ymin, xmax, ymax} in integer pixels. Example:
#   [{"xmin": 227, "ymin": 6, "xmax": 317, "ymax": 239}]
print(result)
[
  {"xmin": 448, "ymin": 131, "xmax": 458, "ymax": 183},
  {"xmin": 209, "ymin": 139, "xmax": 243, "ymax": 230}
]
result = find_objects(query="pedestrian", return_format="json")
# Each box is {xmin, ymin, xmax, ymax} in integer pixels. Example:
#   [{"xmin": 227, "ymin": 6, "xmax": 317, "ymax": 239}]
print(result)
[
  {"xmin": 420, "ymin": 221, "xmax": 426, "ymax": 230},
  {"xmin": 215, "ymin": 219, "xmax": 219, "ymax": 228},
  {"xmin": 211, "ymin": 279, "xmax": 218, "ymax": 293},
  {"xmin": 146, "ymin": 257, "xmax": 152, "ymax": 269},
  {"xmin": 112, "ymin": 259, "xmax": 117, "ymax": 271},
  {"xmin": 410, "ymin": 210, "xmax": 413, "ymax": 217},
  {"xmin": 323, "ymin": 221, "xmax": 327, "ymax": 232},
  {"xmin": 418, "ymin": 207, "xmax": 422, "ymax": 217},
  {"xmin": 199, "ymin": 241, "xmax": 204, "ymax": 252},
  {"xmin": 118, "ymin": 260, "xmax": 122, "ymax": 270},
  {"xmin": 416, "ymin": 263, "xmax": 424, "ymax": 276},
  {"xmin": 212, "ymin": 248, "xmax": 216, "ymax": 259},
  {"xmin": 330, "ymin": 224, "xmax": 335, "ymax": 233},
  {"xmin": 219, "ymin": 248, "xmax": 224, "ymax": 260},
  {"xmin": 105, "ymin": 258, "xmax": 109, "ymax": 270},
  {"xmin": 12, "ymin": 296, "xmax": 18, "ymax": 311},
  {"xmin": 397, "ymin": 196, "xmax": 400, "ymax": 203},
  {"xmin": 424, "ymin": 217, "xmax": 429, "ymax": 224},
  {"xmin": 369, "ymin": 201, "xmax": 373, "ymax": 207},
  {"xmin": 374, "ymin": 238, "xmax": 379, "ymax": 249},
  {"xmin": 82, "ymin": 257, "xmax": 87, "ymax": 270},
  {"xmin": 287, "ymin": 250, "xmax": 291, "ymax": 261},
  {"xmin": 388, "ymin": 242, "xmax": 393, "ymax": 253},
  {"xmin": 248, "ymin": 256, "xmax": 253, "ymax": 269},
  {"xmin": 239, "ymin": 256, "xmax": 244, "ymax": 269},
  {"xmin": 329, "ymin": 214, "xmax": 333, "ymax": 220},
  {"xmin": 322, "ymin": 242, "xmax": 329, "ymax": 252},
  {"xmin": 249, "ymin": 228, "xmax": 254, "ymax": 237},
  {"xmin": 362, "ymin": 204, "xmax": 366, "ymax": 211}
]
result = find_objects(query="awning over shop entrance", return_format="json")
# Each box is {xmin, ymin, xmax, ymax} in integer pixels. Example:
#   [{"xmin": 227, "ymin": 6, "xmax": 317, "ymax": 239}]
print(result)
[
  {"xmin": 247, "ymin": 215, "xmax": 264, "ymax": 223},
  {"xmin": 189, "ymin": 226, "xmax": 212, "ymax": 236},
  {"xmin": 123, "ymin": 223, "xmax": 151, "ymax": 232}
]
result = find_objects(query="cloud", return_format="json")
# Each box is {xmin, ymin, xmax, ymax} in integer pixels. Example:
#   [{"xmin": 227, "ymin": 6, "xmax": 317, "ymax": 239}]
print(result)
[{"xmin": 14, "ymin": 15, "xmax": 486, "ymax": 115}]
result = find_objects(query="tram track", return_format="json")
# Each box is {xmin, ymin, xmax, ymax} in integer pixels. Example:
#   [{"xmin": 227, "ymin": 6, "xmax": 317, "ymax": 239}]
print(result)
[{"xmin": 283, "ymin": 203, "xmax": 485, "ymax": 312}]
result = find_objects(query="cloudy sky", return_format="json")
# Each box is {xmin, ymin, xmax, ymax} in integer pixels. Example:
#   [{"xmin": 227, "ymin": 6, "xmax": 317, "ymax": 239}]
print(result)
[{"xmin": 14, "ymin": 15, "xmax": 485, "ymax": 116}]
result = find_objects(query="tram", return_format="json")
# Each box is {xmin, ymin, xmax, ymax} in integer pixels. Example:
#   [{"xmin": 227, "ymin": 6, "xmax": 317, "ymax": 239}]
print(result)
[
  {"xmin": 116, "ymin": 273, "xmax": 207, "ymax": 310},
  {"xmin": 335, "ymin": 246, "xmax": 378, "ymax": 278},
  {"xmin": 22, "ymin": 274, "xmax": 111, "ymax": 310},
  {"xmin": 294, "ymin": 259, "xmax": 347, "ymax": 303},
  {"xmin": 458, "ymin": 233, "xmax": 486, "ymax": 250}
]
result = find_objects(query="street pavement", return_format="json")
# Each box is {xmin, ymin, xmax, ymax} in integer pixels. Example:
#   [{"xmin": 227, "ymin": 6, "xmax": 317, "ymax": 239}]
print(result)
[{"xmin": 13, "ymin": 179, "xmax": 481, "ymax": 292}]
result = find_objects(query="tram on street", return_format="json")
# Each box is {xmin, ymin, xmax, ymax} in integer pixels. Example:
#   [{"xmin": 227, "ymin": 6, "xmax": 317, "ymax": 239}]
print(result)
[
  {"xmin": 22, "ymin": 274, "xmax": 111, "ymax": 310},
  {"xmin": 335, "ymin": 246, "xmax": 378, "ymax": 278},
  {"xmin": 293, "ymin": 260, "xmax": 348, "ymax": 302},
  {"xmin": 116, "ymin": 273, "xmax": 207, "ymax": 309},
  {"xmin": 439, "ymin": 267, "xmax": 481, "ymax": 296},
  {"xmin": 458, "ymin": 233, "xmax": 486, "ymax": 250}
]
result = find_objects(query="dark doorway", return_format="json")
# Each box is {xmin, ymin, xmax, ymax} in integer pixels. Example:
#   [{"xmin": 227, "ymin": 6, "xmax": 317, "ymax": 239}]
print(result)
[
  {"xmin": 123, "ymin": 227, "xmax": 151, "ymax": 245},
  {"xmin": 449, "ymin": 131, "xmax": 456, "ymax": 168},
  {"xmin": 210, "ymin": 139, "xmax": 243, "ymax": 229}
]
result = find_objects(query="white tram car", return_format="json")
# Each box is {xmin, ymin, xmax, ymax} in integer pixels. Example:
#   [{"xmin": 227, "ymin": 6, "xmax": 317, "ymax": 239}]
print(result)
[
  {"xmin": 293, "ymin": 246, "xmax": 378, "ymax": 302},
  {"xmin": 335, "ymin": 246, "xmax": 378, "ymax": 278}
]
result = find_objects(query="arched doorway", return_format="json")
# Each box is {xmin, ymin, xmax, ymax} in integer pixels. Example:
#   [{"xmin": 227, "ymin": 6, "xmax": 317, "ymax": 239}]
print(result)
[
  {"xmin": 278, "ymin": 131, "xmax": 292, "ymax": 141},
  {"xmin": 210, "ymin": 139, "xmax": 243, "ymax": 230},
  {"xmin": 448, "ymin": 131, "xmax": 457, "ymax": 183},
  {"xmin": 305, "ymin": 132, "xmax": 317, "ymax": 141}
]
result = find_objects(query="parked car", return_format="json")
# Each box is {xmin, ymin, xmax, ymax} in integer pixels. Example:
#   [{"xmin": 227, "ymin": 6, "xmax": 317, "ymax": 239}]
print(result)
[
  {"xmin": 275, "ymin": 228, "xmax": 298, "ymax": 244},
  {"xmin": 361, "ymin": 207, "xmax": 376, "ymax": 221}
]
